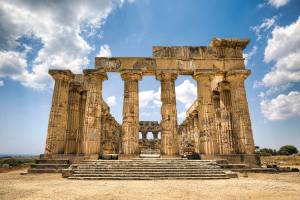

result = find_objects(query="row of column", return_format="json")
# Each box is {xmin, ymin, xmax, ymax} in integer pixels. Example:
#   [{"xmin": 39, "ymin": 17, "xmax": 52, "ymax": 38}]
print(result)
[
  {"xmin": 45, "ymin": 68, "xmax": 254, "ymax": 157},
  {"xmin": 121, "ymin": 69, "xmax": 178, "ymax": 156},
  {"xmin": 45, "ymin": 69, "xmax": 108, "ymax": 156},
  {"xmin": 192, "ymin": 69, "xmax": 255, "ymax": 155}
]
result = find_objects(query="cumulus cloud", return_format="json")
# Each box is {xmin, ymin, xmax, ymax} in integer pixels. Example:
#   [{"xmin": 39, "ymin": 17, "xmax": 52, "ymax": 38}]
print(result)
[
  {"xmin": 261, "ymin": 91, "xmax": 300, "ymax": 120},
  {"xmin": 251, "ymin": 16, "xmax": 278, "ymax": 41},
  {"xmin": 139, "ymin": 79, "xmax": 197, "ymax": 120},
  {"xmin": 0, "ymin": 0, "xmax": 123, "ymax": 89},
  {"xmin": 267, "ymin": 0, "xmax": 290, "ymax": 8},
  {"xmin": 139, "ymin": 89, "xmax": 161, "ymax": 108},
  {"xmin": 175, "ymin": 80, "xmax": 197, "ymax": 109},
  {"xmin": 97, "ymin": 44, "xmax": 112, "ymax": 57},
  {"xmin": 106, "ymin": 96, "xmax": 116, "ymax": 107},
  {"xmin": 263, "ymin": 16, "xmax": 300, "ymax": 87},
  {"xmin": 0, "ymin": 80, "xmax": 4, "ymax": 87}
]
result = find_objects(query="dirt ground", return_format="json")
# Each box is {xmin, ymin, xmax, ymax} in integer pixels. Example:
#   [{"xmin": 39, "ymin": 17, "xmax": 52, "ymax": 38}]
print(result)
[{"xmin": 0, "ymin": 169, "xmax": 299, "ymax": 200}]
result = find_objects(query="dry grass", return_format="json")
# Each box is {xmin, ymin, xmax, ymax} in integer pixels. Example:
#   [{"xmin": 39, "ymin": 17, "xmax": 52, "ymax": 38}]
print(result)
[{"xmin": 261, "ymin": 155, "xmax": 300, "ymax": 167}]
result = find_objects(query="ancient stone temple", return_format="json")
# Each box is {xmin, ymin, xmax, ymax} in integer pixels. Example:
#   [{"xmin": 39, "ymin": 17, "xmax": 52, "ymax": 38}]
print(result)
[{"xmin": 42, "ymin": 38, "xmax": 258, "ymax": 166}]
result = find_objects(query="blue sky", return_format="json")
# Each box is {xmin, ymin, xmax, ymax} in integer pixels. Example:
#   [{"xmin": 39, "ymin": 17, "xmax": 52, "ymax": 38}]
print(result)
[{"xmin": 0, "ymin": 0, "xmax": 299, "ymax": 155}]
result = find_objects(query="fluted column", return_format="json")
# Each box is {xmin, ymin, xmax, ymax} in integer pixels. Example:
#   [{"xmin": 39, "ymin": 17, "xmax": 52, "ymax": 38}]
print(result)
[
  {"xmin": 192, "ymin": 113, "xmax": 200, "ymax": 154},
  {"xmin": 193, "ymin": 70, "xmax": 218, "ymax": 155},
  {"xmin": 82, "ymin": 69, "xmax": 107, "ymax": 155},
  {"xmin": 45, "ymin": 70, "xmax": 74, "ymax": 155},
  {"xmin": 121, "ymin": 70, "xmax": 142, "ymax": 155},
  {"xmin": 64, "ymin": 83, "xmax": 81, "ymax": 154},
  {"xmin": 219, "ymin": 82, "xmax": 234, "ymax": 154},
  {"xmin": 226, "ymin": 69, "xmax": 255, "ymax": 154},
  {"xmin": 76, "ymin": 91, "xmax": 87, "ymax": 155},
  {"xmin": 156, "ymin": 71, "xmax": 178, "ymax": 156}
]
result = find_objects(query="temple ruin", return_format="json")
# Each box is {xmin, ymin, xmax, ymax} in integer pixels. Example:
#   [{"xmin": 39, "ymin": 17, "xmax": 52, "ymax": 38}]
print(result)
[{"xmin": 43, "ymin": 38, "xmax": 258, "ymax": 166}]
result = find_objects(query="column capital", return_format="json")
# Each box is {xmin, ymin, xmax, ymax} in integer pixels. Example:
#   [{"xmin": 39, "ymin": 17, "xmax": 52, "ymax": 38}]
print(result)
[
  {"xmin": 226, "ymin": 69, "xmax": 251, "ymax": 81},
  {"xmin": 155, "ymin": 71, "xmax": 178, "ymax": 81},
  {"xmin": 83, "ymin": 69, "xmax": 108, "ymax": 81},
  {"xmin": 192, "ymin": 69, "xmax": 218, "ymax": 81},
  {"xmin": 49, "ymin": 69, "xmax": 74, "ymax": 81},
  {"xmin": 120, "ymin": 69, "xmax": 142, "ymax": 81}
]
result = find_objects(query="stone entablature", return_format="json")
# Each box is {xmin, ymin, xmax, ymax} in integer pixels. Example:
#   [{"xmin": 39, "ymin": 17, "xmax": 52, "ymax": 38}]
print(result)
[
  {"xmin": 44, "ymin": 38, "xmax": 256, "ymax": 163},
  {"xmin": 95, "ymin": 38, "xmax": 248, "ymax": 75}
]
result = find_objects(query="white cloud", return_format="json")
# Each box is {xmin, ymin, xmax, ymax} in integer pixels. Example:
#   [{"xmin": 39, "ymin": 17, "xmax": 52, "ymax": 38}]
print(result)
[
  {"xmin": 139, "ymin": 89, "xmax": 161, "ymax": 108},
  {"xmin": 261, "ymin": 91, "xmax": 300, "ymax": 120},
  {"xmin": 243, "ymin": 46, "xmax": 257, "ymax": 65},
  {"xmin": 263, "ymin": 16, "xmax": 300, "ymax": 87},
  {"xmin": 139, "ymin": 80, "xmax": 197, "ymax": 120},
  {"xmin": 0, "ymin": 0, "xmax": 123, "ymax": 89},
  {"xmin": 175, "ymin": 80, "xmax": 197, "ymax": 109},
  {"xmin": 97, "ymin": 44, "xmax": 112, "ymax": 57},
  {"xmin": 268, "ymin": 0, "xmax": 290, "ymax": 8},
  {"xmin": 0, "ymin": 80, "xmax": 4, "ymax": 87},
  {"xmin": 106, "ymin": 96, "xmax": 116, "ymax": 107},
  {"xmin": 251, "ymin": 16, "xmax": 278, "ymax": 41}
]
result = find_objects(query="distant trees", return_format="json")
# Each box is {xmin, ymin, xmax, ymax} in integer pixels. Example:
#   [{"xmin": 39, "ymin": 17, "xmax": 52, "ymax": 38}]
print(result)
[
  {"xmin": 278, "ymin": 145, "xmax": 299, "ymax": 155},
  {"xmin": 256, "ymin": 145, "xmax": 299, "ymax": 156}
]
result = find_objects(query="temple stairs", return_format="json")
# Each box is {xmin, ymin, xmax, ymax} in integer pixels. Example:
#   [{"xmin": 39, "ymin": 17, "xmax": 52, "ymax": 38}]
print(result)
[
  {"xmin": 66, "ymin": 158, "xmax": 233, "ymax": 180},
  {"xmin": 28, "ymin": 159, "xmax": 70, "ymax": 173}
]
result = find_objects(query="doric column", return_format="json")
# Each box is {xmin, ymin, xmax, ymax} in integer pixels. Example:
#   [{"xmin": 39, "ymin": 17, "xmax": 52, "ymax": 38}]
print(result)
[
  {"xmin": 156, "ymin": 71, "xmax": 178, "ymax": 156},
  {"xmin": 82, "ymin": 69, "xmax": 107, "ymax": 155},
  {"xmin": 192, "ymin": 112, "xmax": 200, "ymax": 154},
  {"xmin": 218, "ymin": 82, "xmax": 234, "ymax": 154},
  {"xmin": 193, "ymin": 70, "xmax": 218, "ymax": 155},
  {"xmin": 64, "ymin": 83, "xmax": 81, "ymax": 154},
  {"xmin": 226, "ymin": 69, "xmax": 255, "ymax": 154},
  {"xmin": 76, "ymin": 91, "xmax": 87, "ymax": 155},
  {"xmin": 45, "ymin": 70, "xmax": 74, "ymax": 155},
  {"xmin": 121, "ymin": 70, "xmax": 142, "ymax": 155}
]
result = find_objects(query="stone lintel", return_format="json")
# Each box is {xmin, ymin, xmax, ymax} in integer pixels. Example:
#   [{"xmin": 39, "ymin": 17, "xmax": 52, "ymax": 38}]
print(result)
[
  {"xmin": 48, "ymin": 69, "xmax": 74, "ymax": 80},
  {"xmin": 95, "ymin": 57, "xmax": 245, "ymax": 75}
]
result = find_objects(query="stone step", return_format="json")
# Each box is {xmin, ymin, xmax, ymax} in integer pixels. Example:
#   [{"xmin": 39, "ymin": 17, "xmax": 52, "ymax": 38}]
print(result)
[
  {"xmin": 67, "ymin": 159, "xmax": 232, "ymax": 180},
  {"xmin": 30, "ymin": 164, "xmax": 69, "ymax": 169},
  {"xmin": 28, "ymin": 168, "xmax": 62, "ymax": 173},
  {"xmin": 139, "ymin": 154, "xmax": 160, "ymax": 158},
  {"xmin": 75, "ymin": 167, "xmax": 221, "ymax": 171},
  {"xmin": 68, "ymin": 176, "xmax": 230, "ymax": 180},
  {"xmin": 73, "ymin": 171, "xmax": 226, "ymax": 175},
  {"xmin": 71, "ymin": 173, "xmax": 228, "ymax": 178},
  {"xmin": 28, "ymin": 159, "xmax": 70, "ymax": 174},
  {"xmin": 36, "ymin": 159, "xmax": 69, "ymax": 164}
]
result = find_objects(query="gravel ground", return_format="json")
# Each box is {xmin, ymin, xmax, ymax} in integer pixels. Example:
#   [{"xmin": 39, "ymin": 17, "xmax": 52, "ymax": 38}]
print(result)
[{"xmin": 0, "ymin": 169, "xmax": 300, "ymax": 200}]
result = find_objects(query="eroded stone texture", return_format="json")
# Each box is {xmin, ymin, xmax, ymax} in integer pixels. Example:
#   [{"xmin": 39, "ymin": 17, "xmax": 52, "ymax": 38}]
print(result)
[
  {"xmin": 45, "ymin": 70, "xmax": 74, "ymax": 155},
  {"xmin": 226, "ymin": 70, "xmax": 255, "ymax": 154},
  {"xmin": 156, "ymin": 71, "xmax": 178, "ymax": 156},
  {"xmin": 81, "ymin": 69, "xmax": 107, "ymax": 155},
  {"xmin": 193, "ymin": 70, "xmax": 218, "ymax": 155},
  {"xmin": 121, "ymin": 70, "xmax": 142, "ymax": 155},
  {"xmin": 44, "ymin": 38, "xmax": 256, "ymax": 163}
]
